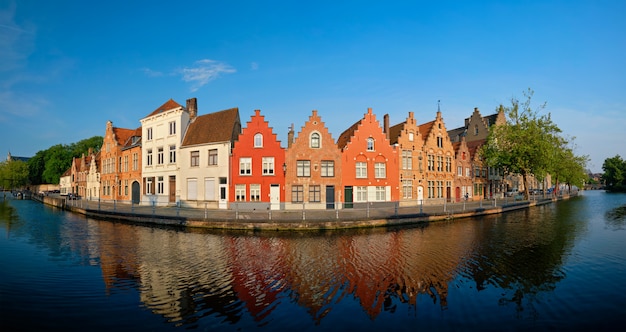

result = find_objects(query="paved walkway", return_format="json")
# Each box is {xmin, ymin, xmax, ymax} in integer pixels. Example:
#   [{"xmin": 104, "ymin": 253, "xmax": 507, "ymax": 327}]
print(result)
[{"xmin": 32, "ymin": 193, "xmax": 567, "ymax": 231}]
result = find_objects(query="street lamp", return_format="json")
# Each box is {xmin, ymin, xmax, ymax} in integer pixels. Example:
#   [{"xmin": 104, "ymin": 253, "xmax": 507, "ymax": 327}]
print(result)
[{"xmin": 282, "ymin": 163, "xmax": 287, "ymax": 174}]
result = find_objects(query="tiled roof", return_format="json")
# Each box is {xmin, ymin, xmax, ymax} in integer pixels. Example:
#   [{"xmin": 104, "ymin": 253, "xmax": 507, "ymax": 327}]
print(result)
[
  {"xmin": 467, "ymin": 139, "xmax": 486, "ymax": 157},
  {"xmin": 418, "ymin": 120, "xmax": 435, "ymax": 138},
  {"xmin": 182, "ymin": 108, "xmax": 240, "ymax": 147},
  {"xmin": 123, "ymin": 127, "xmax": 142, "ymax": 149},
  {"xmin": 146, "ymin": 99, "xmax": 183, "ymax": 118},
  {"xmin": 388, "ymin": 122, "xmax": 404, "ymax": 145},
  {"xmin": 113, "ymin": 127, "xmax": 135, "ymax": 146},
  {"xmin": 336, "ymin": 119, "xmax": 361, "ymax": 150}
]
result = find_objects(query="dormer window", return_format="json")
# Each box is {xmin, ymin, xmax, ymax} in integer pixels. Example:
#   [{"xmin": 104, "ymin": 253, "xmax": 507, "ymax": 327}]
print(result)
[
  {"xmin": 408, "ymin": 132, "xmax": 414, "ymax": 142},
  {"xmin": 310, "ymin": 132, "xmax": 320, "ymax": 148},
  {"xmin": 367, "ymin": 138, "xmax": 374, "ymax": 151},
  {"xmin": 254, "ymin": 133, "xmax": 263, "ymax": 148}
]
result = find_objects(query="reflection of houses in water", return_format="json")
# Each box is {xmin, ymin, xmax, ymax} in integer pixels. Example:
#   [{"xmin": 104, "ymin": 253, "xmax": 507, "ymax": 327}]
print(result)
[
  {"xmin": 133, "ymin": 230, "xmax": 240, "ymax": 325},
  {"xmin": 224, "ymin": 236, "xmax": 288, "ymax": 322},
  {"xmin": 97, "ymin": 221, "xmax": 141, "ymax": 293},
  {"xmin": 281, "ymin": 237, "xmax": 344, "ymax": 324}
]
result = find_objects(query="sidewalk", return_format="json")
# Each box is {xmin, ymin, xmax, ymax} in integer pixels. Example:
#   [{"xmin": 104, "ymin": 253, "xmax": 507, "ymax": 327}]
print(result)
[{"xmin": 35, "ymin": 193, "xmax": 567, "ymax": 231}]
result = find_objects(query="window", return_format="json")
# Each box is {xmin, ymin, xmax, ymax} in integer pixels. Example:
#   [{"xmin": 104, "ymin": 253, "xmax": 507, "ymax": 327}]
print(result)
[
  {"xmin": 254, "ymin": 133, "xmax": 263, "ymax": 147},
  {"xmin": 133, "ymin": 153, "xmax": 138, "ymax": 170},
  {"xmin": 457, "ymin": 166, "xmax": 463, "ymax": 176},
  {"xmin": 147, "ymin": 149, "xmax": 153, "ymax": 166},
  {"xmin": 296, "ymin": 160, "xmax": 310, "ymax": 177},
  {"xmin": 446, "ymin": 157, "xmax": 452, "ymax": 173},
  {"xmin": 437, "ymin": 136, "xmax": 443, "ymax": 148},
  {"xmin": 474, "ymin": 124, "xmax": 479, "ymax": 135},
  {"xmin": 428, "ymin": 155, "xmax": 434, "ymax": 171},
  {"xmin": 250, "ymin": 184, "xmax": 261, "ymax": 201},
  {"xmin": 262, "ymin": 157, "xmax": 275, "ymax": 175},
  {"xmin": 169, "ymin": 145, "xmax": 176, "ymax": 163},
  {"xmin": 321, "ymin": 160, "xmax": 334, "ymax": 177},
  {"xmin": 239, "ymin": 157, "xmax": 252, "ymax": 175},
  {"xmin": 208, "ymin": 149, "xmax": 218, "ymax": 166},
  {"xmin": 123, "ymin": 155, "xmax": 129, "ymax": 172},
  {"xmin": 191, "ymin": 151, "xmax": 200, "ymax": 167},
  {"xmin": 437, "ymin": 156, "xmax": 443, "ymax": 172},
  {"xmin": 157, "ymin": 147, "xmax": 164, "ymax": 165},
  {"xmin": 169, "ymin": 121, "xmax": 176, "ymax": 135},
  {"xmin": 402, "ymin": 150, "xmax": 412, "ymax": 170},
  {"xmin": 466, "ymin": 167, "xmax": 471, "ymax": 177},
  {"xmin": 124, "ymin": 180, "xmax": 128, "ymax": 196},
  {"xmin": 437, "ymin": 181, "xmax": 443, "ymax": 198},
  {"xmin": 367, "ymin": 138, "xmax": 374, "ymax": 151},
  {"xmin": 428, "ymin": 181, "xmax": 434, "ymax": 198},
  {"xmin": 147, "ymin": 128, "xmax": 153, "ymax": 140},
  {"xmin": 118, "ymin": 157, "xmax": 122, "ymax": 172},
  {"xmin": 309, "ymin": 185, "xmax": 321, "ymax": 202},
  {"xmin": 374, "ymin": 162, "xmax": 386, "ymax": 178},
  {"xmin": 235, "ymin": 184, "xmax": 246, "ymax": 201},
  {"xmin": 355, "ymin": 186, "xmax": 367, "ymax": 202},
  {"xmin": 462, "ymin": 152, "xmax": 466, "ymax": 160},
  {"xmin": 375, "ymin": 186, "xmax": 386, "ymax": 201},
  {"xmin": 408, "ymin": 132, "xmax": 414, "ymax": 142},
  {"xmin": 310, "ymin": 133, "xmax": 320, "ymax": 148},
  {"xmin": 157, "ymin": 176, "xmax": 164, "ymax": 194},
  {"xmin": 292, "ymin": 185, "xmax": 304, "ymax": 203},
  {"xmin": 356, "ymin": 162, "xmax": 367, "ymax": 178},
  {"xmin": 402, "ymin": 180, "xmax": 412, "ymax": 199},
  {"xmin": 146, "ymin": 178, "xmax": 153, "ymax": 195}
]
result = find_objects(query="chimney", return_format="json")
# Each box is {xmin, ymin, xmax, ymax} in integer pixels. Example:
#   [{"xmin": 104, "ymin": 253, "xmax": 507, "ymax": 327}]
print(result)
[
  {"xmin": 186, "ymin": 98, "xmax": 197, "ymax": 119},
  {"xmin": 384, "ymin": 114, "xmax": 390, "ymax": 140},
  {"xmin": 287, "ymin": 124, "xmax": 295, "ymax": 148}
]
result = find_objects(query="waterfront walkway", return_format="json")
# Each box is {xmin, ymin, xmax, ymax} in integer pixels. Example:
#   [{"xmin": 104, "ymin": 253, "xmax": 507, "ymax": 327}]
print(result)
[{"xmin": 29, "ymin": 192, "xmax": 575, "ymax": 231}]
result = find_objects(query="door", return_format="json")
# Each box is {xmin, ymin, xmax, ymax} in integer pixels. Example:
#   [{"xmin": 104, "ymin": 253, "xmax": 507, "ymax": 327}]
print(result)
[
  {"xmin": 455, "ymin": 187, "xmax": 461, "ymax": 202},
  {"xmin": 131, "ymin": 181, "xmax": 140, "ymax": 204},
  {"xmin": 269, "ymin": 184, "xmax": 280, "ymax": 210},
  {"xmin": 344, "ymin": 186, "xmax": 353, "ymax": 208},
  {"xmin": 325, "ymin": 185, "xmax": 335, "ymax": 209},
  {"xmin": 218, "ymin": 177, "xmax": 227, "ymax": 209},
  {"xmin": 417, "ymin": 186, "xmax": 424, "ymax": 204},
  {"xmin": 169, "ymin": 176, "xmax": 176, "ymax": 203}
]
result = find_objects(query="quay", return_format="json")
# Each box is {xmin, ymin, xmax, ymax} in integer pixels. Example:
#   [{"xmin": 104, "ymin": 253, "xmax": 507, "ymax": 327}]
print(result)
[{"xmin": 27, "ymin": 192, "xmax": 578, "ymax": 231}]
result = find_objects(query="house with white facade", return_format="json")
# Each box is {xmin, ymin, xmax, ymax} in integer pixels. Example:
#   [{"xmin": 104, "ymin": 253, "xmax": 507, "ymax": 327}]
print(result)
[
  {"xmin": 86, "ymin": 150, "xmax": 101, "ymax": 200},
  {"xmin": 140, "ymin": 98, "xmax": 195, "ymax": 206},
  {"xmin": 179, "ymin": 107, "xmax": 241, "ymax": 209},
  {"xmin": 59, "ymin": 168, "xmax": 72, "ymax": 196}
]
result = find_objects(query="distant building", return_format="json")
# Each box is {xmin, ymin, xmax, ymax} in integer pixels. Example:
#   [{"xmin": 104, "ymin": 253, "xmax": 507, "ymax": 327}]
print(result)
[{"xmin": 6, "ymin": 151, "xmax": 30, "ymax": 162}]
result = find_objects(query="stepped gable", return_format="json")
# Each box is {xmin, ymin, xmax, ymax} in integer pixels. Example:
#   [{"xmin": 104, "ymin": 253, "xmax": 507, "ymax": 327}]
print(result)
[
  {"xmin": 146, "ymin": 98, "xmax": 183, "ymax": 117},
  {"xmin": 182, "ymin": 107, "xmax": 240, "ymax": 147}
]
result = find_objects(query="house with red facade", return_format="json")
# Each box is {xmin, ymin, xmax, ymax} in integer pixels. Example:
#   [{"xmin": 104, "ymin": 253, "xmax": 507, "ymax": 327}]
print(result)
[
  {"xmin": 230, "ymin": 110, "xmax": 285, "ymax": 210},
  {"xmin": 452, "ymin": 136, "xmax": 473, "ymax": 202},
  {"xmin": 336, "ymin": 108, "xmax": 399, "ymax": 208},
  {"xmin": 284, "ymin": 110, "xmax": 342, "ymax": 210},
  {"xmin": 119, "ymin": 127, "xmax": 142, "ymax": 204}
]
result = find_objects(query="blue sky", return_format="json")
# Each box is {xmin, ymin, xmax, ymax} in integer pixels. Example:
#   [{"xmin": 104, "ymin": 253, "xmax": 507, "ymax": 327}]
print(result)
[{"xmin": 1, "ymin": 0, "xmax": 624, "ymax": 173}]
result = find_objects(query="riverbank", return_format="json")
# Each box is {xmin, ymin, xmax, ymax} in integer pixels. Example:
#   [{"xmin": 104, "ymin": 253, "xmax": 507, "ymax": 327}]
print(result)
[{"xmin": 28, "ymin": 192, "xmax": 578, "ymax": 231}]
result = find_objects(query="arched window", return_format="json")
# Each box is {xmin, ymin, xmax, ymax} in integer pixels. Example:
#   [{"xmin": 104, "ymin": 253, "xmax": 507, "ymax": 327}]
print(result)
[
  {"xmin": 310, "ymin": 132, "xmax": 320, "ymax": 148},
  {"xmin": 367, "ymin": 138, "xmax": 374, "ymax": 151},
  {"xmin": 254, "ymin": 133, "xmax": 263, "ymax": 147}
]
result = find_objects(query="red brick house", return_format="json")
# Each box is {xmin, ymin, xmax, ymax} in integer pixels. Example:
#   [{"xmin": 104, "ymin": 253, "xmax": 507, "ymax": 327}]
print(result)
[
  {"xmin": 119, "ymin": 127, "xmax": 142, "ymax": 204},
  {"xmin": 388, "ymin": 111, "xmax": 426, "ymax": 205},
  {"xmin": 284, "ymin": 110, "xmax": 342, "ymax": 209},
  {"xmin": 337, "ymin": 108, "xmax": 399, "ymax": 207},
  {"xmin": 230, "ymin": 110, "xmax": 285, "ymax": 210},
  {"xmin": 419, "ymin": 111, "xmax": 455, "ymax": 203},
  {"xmin": 100, "ymin": 120, "xmax": 135, "ymax": 202},
  {"xmin": 452, "ymin": 136, "xmax": 473, "ymax": 202}
]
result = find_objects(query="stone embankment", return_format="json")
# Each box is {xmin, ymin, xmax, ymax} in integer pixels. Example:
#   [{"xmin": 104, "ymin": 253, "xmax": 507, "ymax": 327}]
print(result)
[{"xmin": 31, "ymin": 193, "xmax": 577, "ymax": 231}]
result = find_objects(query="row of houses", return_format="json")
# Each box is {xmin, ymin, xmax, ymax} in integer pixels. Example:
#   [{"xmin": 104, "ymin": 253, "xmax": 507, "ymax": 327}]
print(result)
[{"xmin": 60, "ymin": 98, "xmax": 538, "ymax": 210}]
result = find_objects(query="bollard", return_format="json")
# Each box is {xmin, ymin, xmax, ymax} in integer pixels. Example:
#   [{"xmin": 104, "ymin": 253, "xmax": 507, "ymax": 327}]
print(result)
[
  {"xmin": 113, "ymin": 199, "xmax": 116, "ymax": 212},
  {"xmin": 302, "ymin": 203, "xmax": 306, "ymax": 220},
  {"xmin": 204, "ymin": 203, "xmax": 208, "ymax": 220}
]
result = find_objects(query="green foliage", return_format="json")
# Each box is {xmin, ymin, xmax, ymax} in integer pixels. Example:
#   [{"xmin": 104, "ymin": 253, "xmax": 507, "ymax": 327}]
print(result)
[
  {"xmin": 602, "ymin": 155, "xmax": 626, "ymax": 192},
  {"xmin": 25, "ymin": 136, "xmax": 103, "ymax": 185},
  {"xmin": 0, "ymin": 160, "xmax": 30, "ymax": 189}
]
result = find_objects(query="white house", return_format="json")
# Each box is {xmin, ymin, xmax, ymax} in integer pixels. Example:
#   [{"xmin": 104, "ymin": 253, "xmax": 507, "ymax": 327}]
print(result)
[
  {"xmin": 179, "ymin": 107, "xmax": 241, "ymax": 209},
  {"xmin": 140, "ymin": 98, "xmax": 195, "ymax": 206}
]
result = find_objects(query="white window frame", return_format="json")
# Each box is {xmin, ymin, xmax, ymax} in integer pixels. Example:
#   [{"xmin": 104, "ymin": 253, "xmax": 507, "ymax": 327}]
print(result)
[
  {"xmin": 356, "ymin": 162, "xmax": 367, "ymax": 178},
  {"xmin": 262, "ymin": 157, "xmax": 275, "ymax": 175},
  {"xmin": 254, "ymin": 133, "xmax": 263, "ymax": 148},
  {"xmin": 240, "ymin": 157, "xmax": 252, "ymax": 175},
  {"xmin": 374, "ymin": 162, "xmax": 386, "ymax": 178}
]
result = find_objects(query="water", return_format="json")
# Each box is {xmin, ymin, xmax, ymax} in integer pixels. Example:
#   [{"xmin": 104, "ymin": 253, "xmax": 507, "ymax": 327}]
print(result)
[{"xmin": 1, "ymin": 191, "xmax": 625, "ymax": 331}]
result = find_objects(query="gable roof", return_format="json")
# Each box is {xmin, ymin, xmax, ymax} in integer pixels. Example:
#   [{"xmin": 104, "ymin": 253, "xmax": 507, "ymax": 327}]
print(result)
[
  {"xmin": 388, "ymin": 122, "xmax": 404, "ymax": 145},
  {"xmin": 466, "ymin": 139, "xmax": 486, "ymax": 157},
  {"xmin": 146, "ymin": 99, "xmax": 183, "ymax": 118},
  {"xmin": 418, "ymin": 120, "xmax": 435, "ymax": 138},
  {"xmin": 123, "ymin": 127, "xmax": 142, "ymax": 149},
  {"xmin": 336, "ymin": 119, "xmax": 361, "ymax": 150},
  {"xmin": 113, "ymin": 127, "xmax": 135, "ymax": 146},
  {"xmin": 182, "ymin": 108, "xmax": 240, "ymax": 147}
]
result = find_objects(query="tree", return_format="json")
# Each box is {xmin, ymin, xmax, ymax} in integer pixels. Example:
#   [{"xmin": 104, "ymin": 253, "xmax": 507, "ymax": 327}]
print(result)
[
  {"xmin": 0, "ymin": 160, "xmax": 30, "ymax": 190},
  {"xmin": 602, "ymin": 155, "xmax": 626, "ymax": 192},
  {"xmin": 482, "ymin": 89, "xmax": 563, "ymax": 200}
]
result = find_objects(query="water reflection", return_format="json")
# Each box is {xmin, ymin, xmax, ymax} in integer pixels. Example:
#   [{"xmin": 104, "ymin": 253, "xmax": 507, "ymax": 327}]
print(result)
[{"xmin": 0, "ymin": 195, "xmax": 607, "ymax": 330}]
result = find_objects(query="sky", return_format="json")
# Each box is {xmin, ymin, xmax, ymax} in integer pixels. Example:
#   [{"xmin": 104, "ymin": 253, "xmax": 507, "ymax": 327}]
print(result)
[{"xmin": 1, "ymin": 0, "xmax": 624, "ymax": 173}]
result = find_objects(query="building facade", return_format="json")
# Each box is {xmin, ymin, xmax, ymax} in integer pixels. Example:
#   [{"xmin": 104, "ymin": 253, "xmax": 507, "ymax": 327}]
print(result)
[
  {"xmin": 284, "ymin": 110, "xmax": 342, "ymax": 209},
  {"xmin": 419, "ymin": 111, "xmax": 455, "ymax": 203},
  {"xmin": 388, "ymin": 111, "xmax": 426, "ymax": 206}
]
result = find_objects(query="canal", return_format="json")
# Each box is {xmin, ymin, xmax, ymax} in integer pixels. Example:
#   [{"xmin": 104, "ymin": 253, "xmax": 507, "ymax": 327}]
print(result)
[{"xmin": 1, "ymin": 190, "xmax": 624, "ymax": 331}]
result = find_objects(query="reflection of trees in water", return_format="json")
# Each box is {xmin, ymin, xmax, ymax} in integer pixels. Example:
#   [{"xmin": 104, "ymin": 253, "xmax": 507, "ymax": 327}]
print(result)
[
  {"xmin": 605, "ymin": 205, "xmax": 626, "ymax": 230},
  {"xmin": 463, "ymin": 201, "xmax": 585, "ymax": 318}
]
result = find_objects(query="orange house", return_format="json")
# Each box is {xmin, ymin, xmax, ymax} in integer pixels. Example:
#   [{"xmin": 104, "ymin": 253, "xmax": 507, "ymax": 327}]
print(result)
[
  {"xmin": 118, "ymin": 127, "xmax": 142, "ymax": 204},
  {"xmin": 230, "ymin": 110, "xmax": 285, "ymax": 210},
  {"xmin": 419, "ymin": 111, "xmax": 456, "ymax": 203},
  {"xmin": 100, "ymin": 120, "xmax": 135, "ymax": 202},
  {"xmin": 337, "ymin": 108, "xmax": 399, "ymax": 207},
  {"xmin": 284, "ymin": 110, "xmax": 342, "ymax": 209}
]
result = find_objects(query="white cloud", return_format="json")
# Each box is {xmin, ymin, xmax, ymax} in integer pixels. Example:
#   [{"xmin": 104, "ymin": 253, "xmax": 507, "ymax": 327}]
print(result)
[
  {"xmin": 140, "ymin": 67, "xmax": 164, "ymax": 77},
  {"xmin": 177, "ymin": 59, "xmax": 236, "ymax": 92}
]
